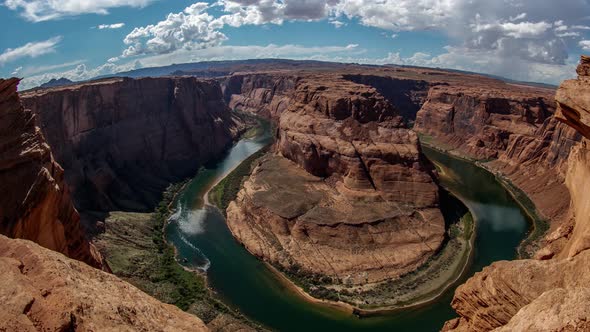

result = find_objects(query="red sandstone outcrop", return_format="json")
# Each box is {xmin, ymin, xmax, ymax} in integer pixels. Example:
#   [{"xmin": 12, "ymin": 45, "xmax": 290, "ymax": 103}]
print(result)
[
  {"xmin": 21, "ymin": 77, "xmax": 245, "ymax": 213},
  {"xmin": 277, "ymin": 77, "xmax": 439, "ymax": 206},
  {"xmin": 0, "ymin": 234, "xmax": 208, "ymax": 331},
  {"xmin": 0, "ymin": 78, "xmax": 104, "ymax": 270},
  {"xmin": 226, "ymin": 75, "xmax": 445, "ymax": 285},
  {"xmin": 555, "ymin": 55, "xmax": 590, "ymax": 140},
  {"xmin": 443, "ymin": 56, "xmax": 590, "ymax": 332},
  {"xmin": 442, "ymin": 248, "xmax": 590, "ymax": 332}
]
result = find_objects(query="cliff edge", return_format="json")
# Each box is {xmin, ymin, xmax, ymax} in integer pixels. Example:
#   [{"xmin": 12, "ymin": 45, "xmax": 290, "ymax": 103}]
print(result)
[
  {"xmin": 0, "ymin": 234, "xmax": 207, "ymax": 332},
  {"xmin": 0, "ymin": 78, "xmax": 104, "ymax": 270},
  {"xmin": 443, "ymin": 56, "xmax": 590, "ymax": 332}
]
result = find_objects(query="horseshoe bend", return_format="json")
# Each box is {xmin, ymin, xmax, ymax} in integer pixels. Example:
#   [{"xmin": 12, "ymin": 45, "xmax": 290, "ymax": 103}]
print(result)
[{"xmin": 0, "ymin": 55, "xmax": 589, "ymax": 331}]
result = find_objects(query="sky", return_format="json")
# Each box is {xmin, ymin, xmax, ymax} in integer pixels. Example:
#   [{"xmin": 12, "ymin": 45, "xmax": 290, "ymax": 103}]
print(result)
[{"xmin": 1, "ymin": 0, "xmax": 590, "ymax": 90}]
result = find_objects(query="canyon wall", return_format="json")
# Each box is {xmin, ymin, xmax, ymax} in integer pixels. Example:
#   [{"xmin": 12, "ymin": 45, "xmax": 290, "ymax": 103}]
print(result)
[
  {"xmin": 0, "ymin": 78, "xmax": 104, "ymax": 269},
  {"xmin": 443, "ymin": 56, "xmax": 590, "ymax": 332},
  {"xmin": 223, "ymin": 73, "xmax": 298, "ymax": 119},
  {"xmin": 0, "ymin": 234, "xmax": 207, "ymax": 332},
  {"xmin": 413, "ymin": 77, "xmax": 582, "ymax": 245},
  {"xmin": 226, "ymin": 74, "xmax": 445, "ymax": 285},
  {"xmin": 21, "ymin": 77, "xmax": 245, "ymax": 213},
  {"xmin": 342, "ymin": 74, "xmax": 430, "ymax": 123}
]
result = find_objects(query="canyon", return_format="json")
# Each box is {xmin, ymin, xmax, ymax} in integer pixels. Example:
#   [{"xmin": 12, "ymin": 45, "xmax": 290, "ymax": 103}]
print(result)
[
  {"xmin": 0, "ymin": 77, "xmax": 209, "ymax": 331},
  {"xmin": 442, "ymin": 57, "xmax": 590, "ymax": 331},
  {"xmin": 220, "ymin": 63, "xmax": 577, "ymax": 290},
  {"xmin": 20, "ymin": 77, "xmax": 248, "ymax": 214},
  {"xmin": 414, "ymin": 78, "xmax": 580, "ymax": 256},
  {"xmin": 1, "ymin": 56, "xmax": 589, "ymax": 331},
  {"xmin": 220, "ymin": 66, "xmax": 575, "ymax": 245}
]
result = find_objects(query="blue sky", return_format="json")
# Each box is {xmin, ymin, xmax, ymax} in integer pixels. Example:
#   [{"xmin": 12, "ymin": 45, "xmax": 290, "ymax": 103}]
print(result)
[{"xmin": 1, "ymin": 0, "xmax": 590, "ymax": 89}]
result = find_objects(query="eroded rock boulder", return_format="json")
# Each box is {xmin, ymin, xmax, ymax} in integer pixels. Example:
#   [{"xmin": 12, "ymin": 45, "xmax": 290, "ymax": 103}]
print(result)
[{"xmin": 0, "ymin": 235, "xmax": 207, "ymax": 332}]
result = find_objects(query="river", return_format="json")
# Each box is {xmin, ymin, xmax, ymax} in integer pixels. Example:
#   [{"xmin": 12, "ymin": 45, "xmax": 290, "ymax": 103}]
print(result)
[{"xmin": 165, "ymin": 129, "xmax": 529, "ymax": 331}]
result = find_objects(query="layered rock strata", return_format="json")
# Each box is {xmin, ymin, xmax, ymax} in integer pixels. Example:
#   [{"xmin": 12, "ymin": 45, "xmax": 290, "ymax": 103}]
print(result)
[
  {"xmin": 342, "ymin": 74, "xmax": 430, "ymax": 123},
  {"xmin": 413, "ymin": 77, "xmax": 581, "ymax": 240},
  {"xmin": 0, "ymin": 235, "xmax": 207, "ymax": 332},
  {"xmin": 223, "ymin": 73, "xmax": 298, "ymax": 118},
  {"xmin": 21, "ymin": 77, "xmax": 245, "ymax": 213},
  {"xmin": 0, "ymin": 78, "xmax": 104, "ymax": 269},
  {"xmin": 443, "ymin": 56, "xmax": 590, "ymax": 332},
  {"xmin": 227, "ymin": 76, "xmax": 445, "ymax": 285}
]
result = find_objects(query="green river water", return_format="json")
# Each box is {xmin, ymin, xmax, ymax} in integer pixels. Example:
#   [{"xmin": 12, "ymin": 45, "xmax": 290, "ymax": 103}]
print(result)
[{"xmin": 165, "ymin": 129, "xmax": 529, "ymax": 331}]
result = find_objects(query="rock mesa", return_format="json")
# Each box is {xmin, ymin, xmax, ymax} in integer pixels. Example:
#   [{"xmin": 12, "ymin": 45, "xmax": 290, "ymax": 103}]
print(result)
[{"xmin": 226, "ymin": 74, "xmax": 445, "ymax": 285}]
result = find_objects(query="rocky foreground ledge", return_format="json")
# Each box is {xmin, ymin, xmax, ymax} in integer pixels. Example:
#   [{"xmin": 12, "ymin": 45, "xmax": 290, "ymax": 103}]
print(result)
[{"xmin": 0, "ymin": 235, "xmax": 207, "ymax": 332}]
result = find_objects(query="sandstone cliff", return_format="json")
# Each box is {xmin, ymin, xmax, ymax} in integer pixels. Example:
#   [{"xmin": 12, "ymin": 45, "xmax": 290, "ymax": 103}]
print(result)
[
  {"xmin": 0, "ymin": 234, "xmax": 208, "ymax": 332},
  {"xmin": 443, "ymin": 56, "xmax": 590, "ymax": 332},
  {"xmin": 223, "ymin": 73, "xmax": 298, "ymax": 118},
  {"xmin": 21, "ymin": 77, "xmax": 245, "ymax": 213},
  {"xmin": 342, "ymin": 74, "xmax": 430, "ymax": 123},
  {"xmin": 0, "ymin": 78, "xmax": 104, "ymax": 270},
  {"xmin": 413, "ymin": 76, "xmax": 582, "ymax": 245},
  {"xmin": 226, "ymin": 74, "xmax": 445, "ymax": 285}
]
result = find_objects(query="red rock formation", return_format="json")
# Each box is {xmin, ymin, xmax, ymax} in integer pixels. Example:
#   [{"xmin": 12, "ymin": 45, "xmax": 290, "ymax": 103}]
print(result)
[
  {"xmin": 0, "ymin": 78, "xmax": 104, "ymax": 270},
  {"xmin": 0, "ymin": 235, "xmax": 207, "ymax": 331},
  {"xmin": 21, "ymin": 77, "xmax": 245, "ymax": 213},
  {"xmin": 413, "ymin": 76, "xmax": 582, "ymax": 245},
  {"xmin": 223, "ymin": 73, "xmax": 298, "ymax": 118},
  {"xmin": 414, "ymin": 84, "xmax": 556, "ymax": 160},
  {"xmin": 277, "ymin": 76, "xmax": 439, "ymax": 206},
  {"xmin": 341, "ymin": 74, "xmax": 430, "ymax": 123},
  {"xmin": 555, "ymin": 55, "xmax": 590, "ymax": 140},
  {"xmin": 443, "ymin": 56, "xmax": 590, "ymax": 332},
  {"xmin": 227, "ymin": 74, "xmax": 445, "ymax": 285}
]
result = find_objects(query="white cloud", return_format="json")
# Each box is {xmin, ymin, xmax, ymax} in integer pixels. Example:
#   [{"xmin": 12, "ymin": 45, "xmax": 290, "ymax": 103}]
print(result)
[
  {"xmin": 0, "ymin": 36, "xmax": 62, "ymax": 66},
  {"xmin": 580, "ymin": 40, "xmax": 590, "ymax": 51},
  {"xmin": 4, "ymin": 0, "xmax": 155, "ymax": 22},
  {"xmin": 20, "ymin": 59, "xmax": 85, "ymax": 76},
  {"xmin": 14, "ymin": 0, "xmax": 589, "ymax": 88},
  {"xmin": 371, "ymin": 47, "xmax": 576, "ymax": 85},
  {"xmin": 329, "ymin": 20, "xmax": 345, "ymax": 28},
  {"xmin": 11, "ymin": 66, "xmax": 22, "ymax": 75},
  {"xmin": 557, "ymin": 31, "xmax": 580, "ymax": 38},
  {"xmin": 98, "ymin": 23, "xmax": 125, "ymax": 29},
  {"xmin": 122, "ymin": 2, "xmax": 227, "ymax": 57},
  {"xmin": 18, "ymin": 43, "xmax": 360, "ymax": 89},
  {"xmin": 509, "ymin": 13, "xmax": 527, "ymax": 21},
  {"xmin": 131, "ymin": 0, "xmax": 590, "ymax": 64},
  {"xmin": 20, "ymin": 60, "xmax": 142, "ymax": 90},
  {"xmin": 136, "ymin": 43, "xmax": 363, "ymax": 67}
]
